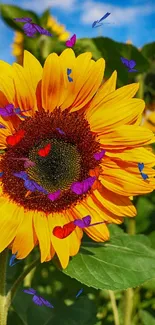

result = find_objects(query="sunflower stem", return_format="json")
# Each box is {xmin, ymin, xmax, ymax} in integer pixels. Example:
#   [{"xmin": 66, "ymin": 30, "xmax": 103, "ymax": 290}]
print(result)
[
  {"xmin": 0, "ymin": 249, "xmax": 9, "ymax": 325},
  {"xmin": 6, "ymin": 257, "xmax": 40, "ymax": 308},
  {"xmin": 109, "ymin": 290, "xmax": 120, "ymax": 325},
  {"xmin": 123, "ymin": 218, "xmax": 135, "ymax": 325}
]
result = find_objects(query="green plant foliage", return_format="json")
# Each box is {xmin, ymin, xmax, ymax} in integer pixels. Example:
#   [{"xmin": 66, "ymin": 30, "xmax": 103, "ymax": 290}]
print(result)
[{"xmin": 139, "ymin": 310, "xmax": 155, "ymax": 325}]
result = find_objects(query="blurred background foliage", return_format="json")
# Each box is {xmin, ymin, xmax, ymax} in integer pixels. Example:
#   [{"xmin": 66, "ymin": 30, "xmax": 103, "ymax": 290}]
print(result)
[{"xmin": 0, "ymin": 3, "xmax": 155, "ymax": 325}]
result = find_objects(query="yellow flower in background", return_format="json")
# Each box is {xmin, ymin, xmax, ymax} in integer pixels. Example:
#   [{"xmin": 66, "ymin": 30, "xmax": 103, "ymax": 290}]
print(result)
[
  {"xmin": 47, "ymin": 16, "xmax": 70, "ymax": 41},
  {"xmin": 0, "ymin": 49, "xmax": 155, "ymax": 269},
  {"xmin": 11, "ymin": 31, "xmax": 24, "ymax": 64},
  {"xmin": 143, "ymin": 111, "xmax": 155, "ymax": 132}
]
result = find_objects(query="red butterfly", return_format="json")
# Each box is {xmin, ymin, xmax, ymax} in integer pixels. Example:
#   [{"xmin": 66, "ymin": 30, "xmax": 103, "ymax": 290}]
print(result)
[
  {"xmin": 53, "ymin": 221, "xmax": 76, "ymax": 239},
  {"xmin": 38, "ymin": 143, "xmax": 51, "ymax": 157},
  {"xmin": 6, "ymin": 129, "xmax": 25, "ymax": 146}
]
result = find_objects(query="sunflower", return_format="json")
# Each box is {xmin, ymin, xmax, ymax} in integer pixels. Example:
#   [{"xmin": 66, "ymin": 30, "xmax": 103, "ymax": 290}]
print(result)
[
  {"xmin": 0, "ymin": 49, "xmax": 155, "ymax": 269},
  {"xmin": 47, "ymin": 16, "xmax": 70, "ymax": 41},
  {"xmin": 11, "ymin": 31, "xmax": 24, "ymax": 64}
]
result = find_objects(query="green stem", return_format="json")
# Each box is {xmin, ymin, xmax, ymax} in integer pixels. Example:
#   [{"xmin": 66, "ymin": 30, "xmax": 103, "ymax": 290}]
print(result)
[
  {"xmin": 123, "ymin": 219, "xmax": 135, "ymax": 325},
  {"xmin": 0, "ymin": 249, "xmax": 9, "ymax": 325},
  {"xmin": 109, "ymin": 290, "xmax": 120, "ymax": 325},
  {"xmin": 136, "ymin": 74, "xmax": 144, "ymax": 100},
  {"xmin": 6, "ymin": 257, "xmax": 40, "ymax": 308}
]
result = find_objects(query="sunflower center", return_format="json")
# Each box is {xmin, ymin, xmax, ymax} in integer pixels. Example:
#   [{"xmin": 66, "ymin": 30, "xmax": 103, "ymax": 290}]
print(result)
[
  {"xmin": 1, "ymin": 109, "xmax": 101, "ymax": 214},
  {"xmin": 28, "ymin": 138, "xmax": 81, "ymax": 192}
]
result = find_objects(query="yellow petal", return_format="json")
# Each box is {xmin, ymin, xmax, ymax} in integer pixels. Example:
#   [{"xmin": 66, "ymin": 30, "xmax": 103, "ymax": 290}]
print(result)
[
  {"xmin": 23, "ymin": 50, "xmax": 42, "ymax": 96},
  {"xmin": 98, "ymin": 125, "xmax": 155, "ymax": 149},
  {"xmin": 65, "ymin": 209, "xmax": 83, "ymax": 256},
  {"xmin": 33, "ymin": 212, "xmax": 51, "ymax": 262},
  {"xmin": 0, "ymin": 196, "xmax": 24, "ymax": 252}
]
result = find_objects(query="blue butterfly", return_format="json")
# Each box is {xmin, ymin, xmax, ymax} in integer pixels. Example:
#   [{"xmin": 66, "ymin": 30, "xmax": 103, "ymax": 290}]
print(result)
[
  {"xmin": 138, "ymin": 163, "xmax": 149, "ymax": 180},
  {"xmin": 76, "ymin": 288, "xmax": 84, "ymax": 298},
  {"xmin": 9, "ymin": 252, "xmax": 22, "ymax": 267},
  {"xmin": 92, "ymin": 12, "xmax": 111, "ymax": 28},
  {"xmin": 121, "ymin": 57, "xmax": 138, "ymax": 73},
  {"xmin": 67, "ymin": 68, "xmax": 73, "ymax": 82}
]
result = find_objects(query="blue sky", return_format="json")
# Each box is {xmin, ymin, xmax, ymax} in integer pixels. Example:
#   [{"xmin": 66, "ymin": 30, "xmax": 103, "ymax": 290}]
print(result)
[{"xmin": 0, "ymin": 0, "xmax": 154, "ymax": 64}]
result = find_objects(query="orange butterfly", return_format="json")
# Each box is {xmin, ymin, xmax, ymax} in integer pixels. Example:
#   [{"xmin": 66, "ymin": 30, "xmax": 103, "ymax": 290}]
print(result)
[
  {"xmin": 53, "ymin": 221, "xmax": 76, "ymax": 239},
  {"xmin": 38, "ymin": 143, "xmax": 51, "ymax": 157},
  {"xmin": 6, "ymin": 129, "xmax": 25, "ymax": 146}
]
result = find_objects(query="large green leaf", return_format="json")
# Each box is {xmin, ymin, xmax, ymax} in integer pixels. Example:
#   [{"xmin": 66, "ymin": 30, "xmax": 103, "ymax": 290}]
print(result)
[
  {"xmin": 135, "ymin": 197, "xmax": 154, "ymax": 233},
  {"xmin": 141, "ymin": 42, "xmax": 155, "ymax": 62},
  {"xmin": 139, "ymin": 310, "xmax": 155, "ymax": 325},
  {"xmin": 62, "ymin": 234, "xmax": 155, "ymax": 290},
  {"xmin": 0, "ymin": 5, "xmax": 40, "ymax": 32}
]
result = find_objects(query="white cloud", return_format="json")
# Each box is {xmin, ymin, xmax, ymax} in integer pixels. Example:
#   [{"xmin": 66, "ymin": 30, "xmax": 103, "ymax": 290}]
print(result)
[
  {"xmin": 81, "ymin": 0, "xmax": 155, "ymax": 26},
  {"xmin": 21, "ymin": 0, "xmax": 77, "ymax": 13}
]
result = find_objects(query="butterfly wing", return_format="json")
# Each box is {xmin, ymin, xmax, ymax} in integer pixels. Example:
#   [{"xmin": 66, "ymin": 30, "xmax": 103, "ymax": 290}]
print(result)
[
  {"xmin": 53, "ymin": 221, "xmax": 76, "ymax": 239},
  {"xmin": 76, "ymin": 288, "xmax": 83, "ymax": 298},
  {"xmin": 66, "ymin": 40, "xmax": 72, "ymax": 47},
  {"xmin": 68, "ymin": 76, "xmax": 73, "ymax": 82},
  {"xmin": 0, "ymin": 123, "xmax": 6, "ymax": 129},
  {"xmin": 129, "ymin": 60, "xmax": 136, "ymax": 69},
  {"xmin": 13, "ymin": 171, "xmax": 28, "ymax": 180},
  {"xmin": 33, "ymin": 24, "xmax": 52, "ymax": 36},
  {"xmin": 141, "ymin": 172, "xmax": 149, "ymax": 180},
  {"xmin": 71, "ymin": 181, "xmax": 84, "ymax": 194},
  {"xmin": 120, "ymin": 57, "xmax": 130, "ymax": 68},
  {"xmin": 23, "ymin": 23, "xmax": 37, "ymax": 37},
  {"xmin": 67, "ymin": 68, "xmax": 72, "ymax": 75},
  {"xmin": 23, "ymin": 288, "xmax": 36, "ymax": 295},
  {"xmin": 71, "ymin": 34, "xmax": 76, "ymax": 46},
  {"xmin": 73, "ymin": 219, "xmax": 85, "ymax": 228},
  {"xmin": 94, "ymin": 149, "xmax": 106, "ymax": 160},
  {"xmin": 48, "ymin": 190, "xmax": 61, "ymax": 201},
  {"xmin": 38, "ymin": 143, "xmax": 51, "ymax": 157},
  {"xmin": 39, "ymin": 297, "xmax": 54, "ymax": 308},
  {"xmin": 138, "ymin": 163, "xmax": 144, "ymax": 172},
  {"xmin": 98, "ymin": 12, "xmax": 111, "ymax": 22},
  {"xmin": 92, "ymin": 20, "xmax": 98, "ymax": 28},
  {"xmin": 82, "ymin": 215, "xmax": 91, "ymax": 227},
  {"xmin": 33, "ymin": 295, "xmax": 43, "ymax": 306},
  {"xmin": 56, "ymin": 128, "xmax": 65, "ymax": 135},
  {"xmin": 14, "ymin": 17, "xmax": 32, "ymax": 23},
  {"xmin": 0, "ymin": 172, "xmax": 4, "ymax": 177},
  {"xmin": 9, "ymin": 253, "xmax": 16, "ymax": 266}
]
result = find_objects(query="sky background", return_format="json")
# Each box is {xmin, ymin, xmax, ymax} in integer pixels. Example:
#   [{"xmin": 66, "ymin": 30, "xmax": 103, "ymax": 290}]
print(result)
[{"xmin": 0, "ymin": 0, "xmax": 154, "ymax": 64}]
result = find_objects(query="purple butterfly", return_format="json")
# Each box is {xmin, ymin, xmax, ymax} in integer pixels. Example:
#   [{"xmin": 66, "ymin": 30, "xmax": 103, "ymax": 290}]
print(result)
[
  {"xmin": 138, "ymin": 162, "xmax": 149, "ymax": 180},
  {"xmin": 13, "ymin": 171, "xmax": 28, "ymax": 180},
  {"xmin": 71, "ymin": 176, "xmax": 96, "ymax": 195},
  {"xmin": 23, "ymin": 288, "xmax": 54, "ymax": 308},
  {"xmin": 0, "ymin": 104, "xmax": 31, "ymax": 118},
  {"xmin": 48, "ymin": 190, "xmax": 61, "ymax": 201},
  {"xmin": 14, "ymin": 17, "xmax": 52, "ymax": 38},
  {"xmin": 94, "ymin": 149, "xmax": 106, "ymax": 161},
  {"xmin": 24, "ymin": 179, "xmax": 48, "ymax": 194},
  {"xmin": 92, "ymin": 12, "xmax": 111, "ymax": 28},
  {"xmin": 67, "ymin": 68, "xmax": 73, "ymax": 82},
  {"xmin": 120, "ymin": 57, "xmax": 138, "ymax": 72},
  {"xmin": 74, "ymin": 215, "xmax": 105, "ymax": 228},
  {"xmin": 0, "ymin": 123, "xmax": 6, "ymax": 129},
  {"xmin": 56, "ymin": 128, "xmax": 65, "ymax": 135},
  {"xmin": 9, "ymin": 252, "xmax": 22, "ymax": 267}
]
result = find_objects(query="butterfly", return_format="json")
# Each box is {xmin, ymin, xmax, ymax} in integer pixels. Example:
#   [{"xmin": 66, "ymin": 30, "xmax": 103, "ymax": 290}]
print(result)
[
  {"xmin": 0, "ymin": 123, "xmax": 6, "ymax": 129},
  {"xmin": 10, "ymin": 157, "xmax": 35, "ymax": 169},
  {"xmin": 14, "ymin": 17, "xmax": 52, "ymax": 38},
  {"xmin": 94, "ymin": 149, "xmax": 106, "ymax": 161},
  {"xmin": 73, "ymin": 215, "xmax": 105, "ymax": 228},
  {"xmin": 76, "ymin": 288, "xmax": 84, "ymax": 298},
  {"xmin": 9, "ymin": 252, "xmax": 22, "ymax": 267},
  {"xmin": 48, "ymin": 190, "xmax": 61, "ymax": 201},
  {"xmin": 38, "ymin": 143, "xmax": 51, "ymax": 157},
  {"xmin": 0, "ymin": 104, "xmax": 30, "ymax": 118},
  {"xmin": 0, "ymin": 172, "xmax": 4, "ymax": 178},
  {"xmin": 138, "ymin": 163, "xmax": 149, "ymax": 180},
  {"xmin": 53, "ymin": 221, "xmax": 76, "ymax": 239},
  {"xmin": 67, "ymin": 68, "xmax": 73, "ymax": 82},
  {"xmin": 71, "ymin": 176, "xmax": 96, "ymax": 195},
  {"xmin": 6, "ymin": 129, "xmax": 25, "ymax": 146},
  {"xmin": 120, "ymin": 57, "xmax": 138, "ymax": 73},
  {"xmin": 66, "ymin": 34, "xmax": 76, "ymax": 47},
  {"xmin": 56, "ymin": 128, "xmax": 65, "ymax": 135},
  {"xmin": 92, "ymin": 12, "xmax": 111, "ymax": 28},
  {"xmin": 13, "ymin": 171, "xmax": 48, "ymax": 194},
  {"xmin": 23, "ymin": 288, "xmax": 54, "ymax": 308}
]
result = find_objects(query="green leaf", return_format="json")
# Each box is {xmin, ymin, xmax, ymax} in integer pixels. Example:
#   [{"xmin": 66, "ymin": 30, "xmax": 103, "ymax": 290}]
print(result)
[
  {"xmin": 135, "ymin": 197, "xmax": 154, "ymax": 233},
  {"xmin": 0, "ymin": 4, "xmax": 40, "ymax": 32},
  {"xmin": 139, "ymin": 310, "xmax": 155, "ymax": 325},
  {"xmin": 40, "ymin": 9, "xmax": 51, "ymax": 27},
  {"xmin": 141, "ymin": 42, "xmax": 155, "ymax": 62},
  {"xmin": 63, "ymin": 234, "xmax": 155, "ymax": 290}
]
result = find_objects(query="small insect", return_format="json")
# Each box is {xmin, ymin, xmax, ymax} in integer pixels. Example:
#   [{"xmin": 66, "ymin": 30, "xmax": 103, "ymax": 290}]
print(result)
[
  {"xmin": 13, "ymin": 171, "xmax": 28, "ymax": 180},
  {"xmin": 94, "ymin": 149, "xmax": 106, "ymax": 160},
  {"xmin": 67, "ymin": 68, "xmax": 73, "ymax": 82},
  {"xmin": 120, "ymin": 57, "xmax": 138, "ymax": 73},
  {"xmin": 0, "ymin": 172, "xmax": 4, "ymax": 178},
  {"xmin": 13, "ymin": 171, "xmax": 48, "ymax": 194},
  {"xmin": 48, "ymin": 190, "xmax": 61, "ymax": 201},
  {"xmin": 14, "ymin": 17, "xmax": 53, "ymax": 38},
  {"xmin": 9, "ymin": 252, "xmax": 22, "ymax": 267},
  {"xmin": 6, "ymin": 129, "xmax": 25, "ymax": 146},
  {"xmin": 76, "ymin": 288, "xmax": 84, "ymax": 298},
  {"xmin": 23, "ymin": 288, "xmax": 54, "ymax": 308},
  {"xmin": 92, "ymin": 12, "xmax": 111, "ymax": 28},
  {"xmin": 53, "ymin": 221, "xmax": 76, "ymax": 239},
  {"xmin": 73, "ymin": 215, "xmax": 105, "ymax": 229},
  {"xmin": 66, "ymin": 34, "xmax": 76, "ymax": 47},
  {"xmin": 56, "ymin": 128, "xmax": 65, "ymax": 135},
  {"xmin": 38, "ymin": 143, "xmax": 51, "ymax": 157},
  {"xmin": 71, "ymin": 176, "xmax": 96, "ymax": 195},
  {"xmin": 138, "ymin": 163, "xmax": 149, "ymax": 180}
]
